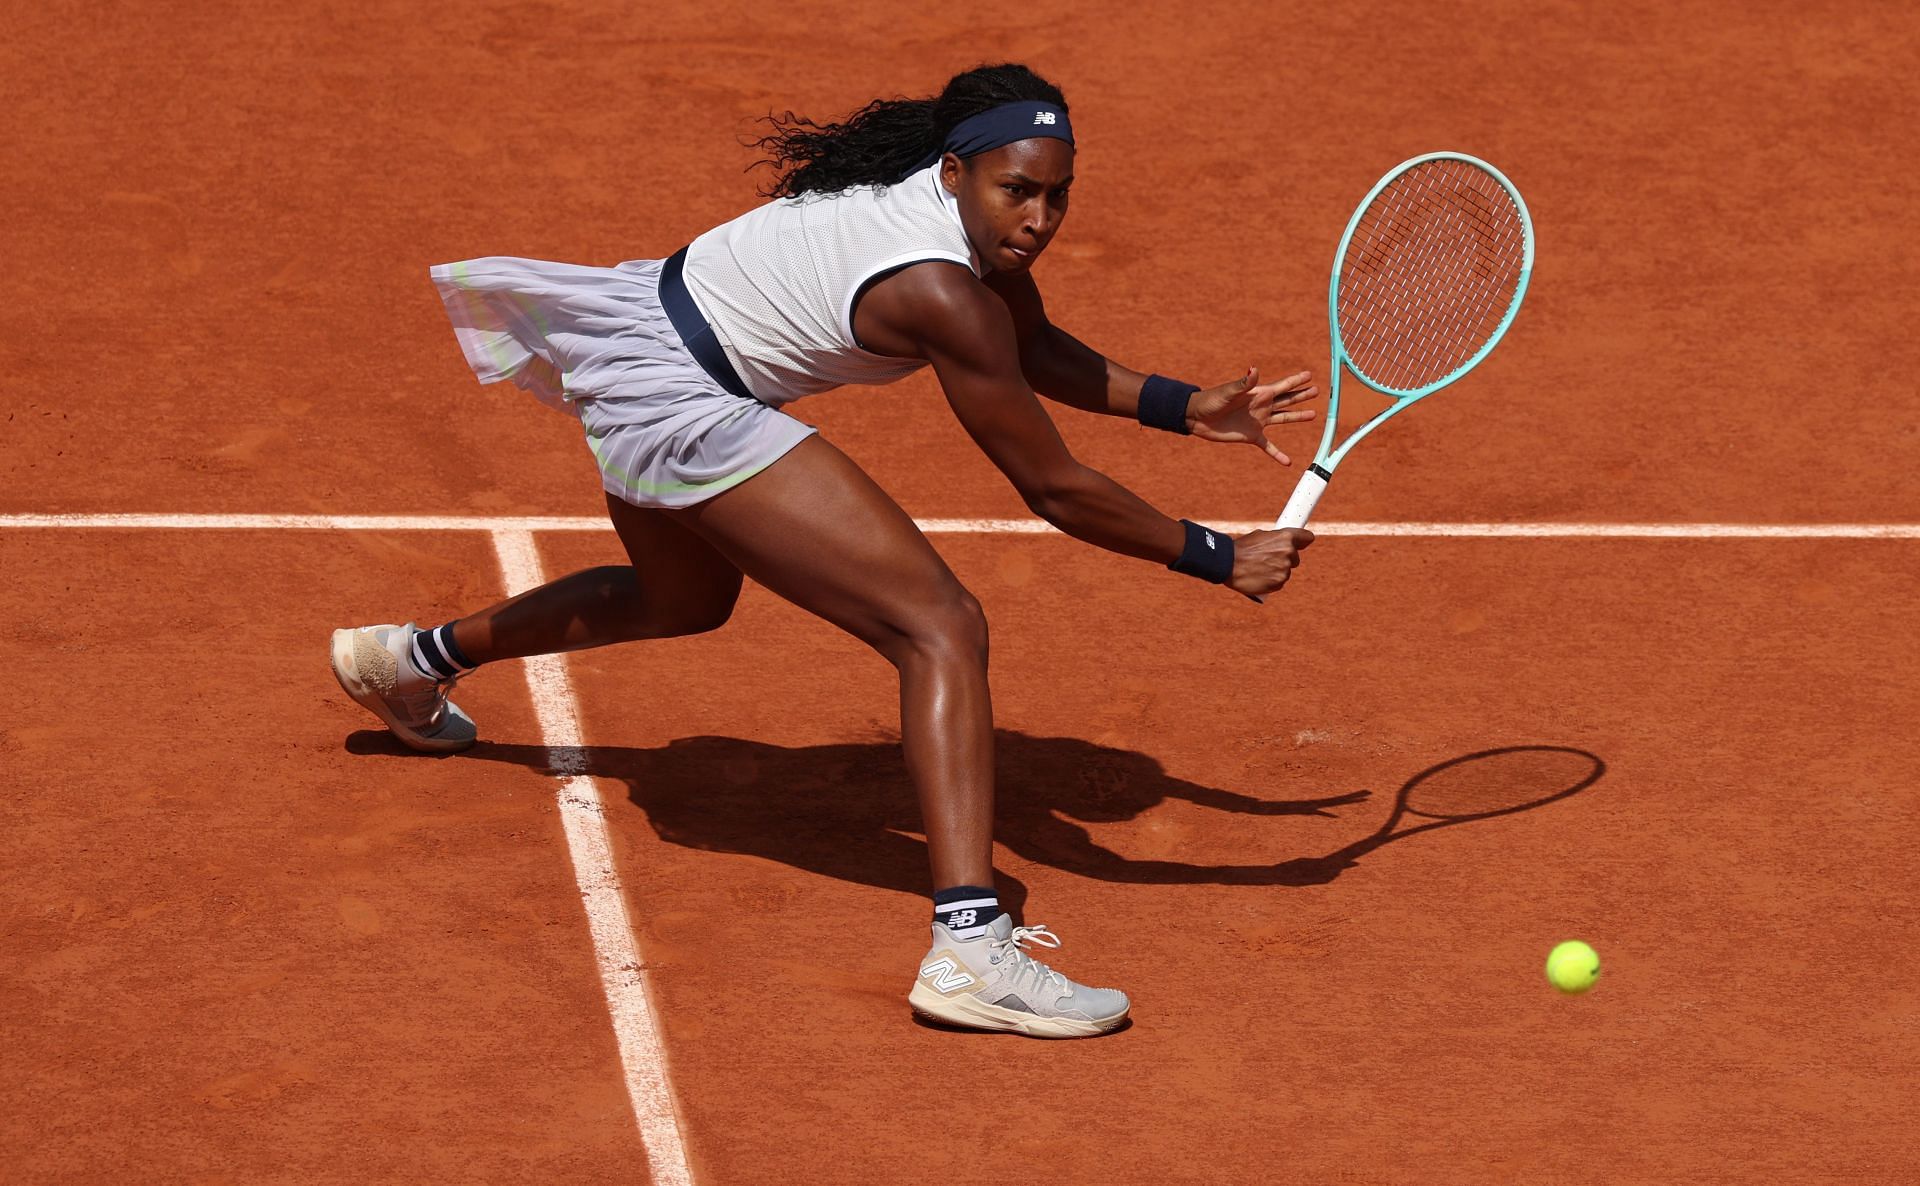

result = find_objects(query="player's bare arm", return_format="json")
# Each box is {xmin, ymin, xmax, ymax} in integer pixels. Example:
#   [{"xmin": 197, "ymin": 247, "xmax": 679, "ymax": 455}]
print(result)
[
  {"xmin": 858, "ymin": 261, "xmax": 1313, "ymax": 597},
  {"xmin": 859, "ymin": 260, "xmax": 1185, "ymax": 565},
  {"xmin": 983, "ymin": 268, "xmax": 1321, "ymax": 463}
]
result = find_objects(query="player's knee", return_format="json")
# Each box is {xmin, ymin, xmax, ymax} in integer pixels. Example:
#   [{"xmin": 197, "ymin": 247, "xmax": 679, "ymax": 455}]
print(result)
[
  {"xmin": 582, "ymin": 566, "xmax": 644, "ymax": 612},
  {"xmin": 637, "ymin": 566, "xmax": 741, "ymax": 638},
  {"xmin": 861, "ymin": 580, "xmax": 987, "ymax": 668},
  {"xmin": 588, "ymin": 564, "xmax": 737, "ymax": 640},
  {"xmin": 913, "ymin": 586, "xmax": 989, "ymax": 664},
  {"xmin": 676, "ymin": 575, "xmax": 741, "ymax": 635}
]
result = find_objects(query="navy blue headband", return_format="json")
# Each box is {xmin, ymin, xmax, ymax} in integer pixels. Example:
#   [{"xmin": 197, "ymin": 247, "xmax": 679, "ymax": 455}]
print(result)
[{"xmin": 916, "ymin": 102, "xmax": 1074, "ymax": 170}]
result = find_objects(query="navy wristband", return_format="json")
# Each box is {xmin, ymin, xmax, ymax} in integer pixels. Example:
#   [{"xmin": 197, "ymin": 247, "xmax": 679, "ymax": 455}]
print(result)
[
  {"xmin": 1169, "ymin": 519, "xmax": 1234, "ymax": 584},
  {"xmin": 1137, "ymin": 374, "xmax": 1198, "ymax": 434}
]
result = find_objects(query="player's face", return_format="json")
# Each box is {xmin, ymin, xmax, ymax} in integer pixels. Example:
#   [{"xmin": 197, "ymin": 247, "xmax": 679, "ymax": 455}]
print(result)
[{"xmin": 941, "ymin": 140, "xmax": 1074, "ymax": 273}]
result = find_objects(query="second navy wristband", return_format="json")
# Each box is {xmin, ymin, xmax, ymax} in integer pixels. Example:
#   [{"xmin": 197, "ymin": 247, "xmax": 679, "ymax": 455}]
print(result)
[{"xmin": 1169, "ymin": 519, "xmax": 1234, "ymax": 584}]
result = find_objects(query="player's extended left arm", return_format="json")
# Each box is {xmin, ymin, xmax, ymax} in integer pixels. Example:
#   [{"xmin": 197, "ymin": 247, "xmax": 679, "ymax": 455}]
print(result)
[
  {"xmin": 999, "ymin": 277, "xmax": 1320, "ymax": 463},
  {"xmin": 1016, "ymin": 320, "xmax": 1142, "ymax": 416}
]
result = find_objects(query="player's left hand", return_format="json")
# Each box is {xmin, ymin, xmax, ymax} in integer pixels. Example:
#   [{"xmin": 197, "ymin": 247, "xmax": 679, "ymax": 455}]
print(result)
[{"xmin": 1186, "ymin": 367, "xmax": 1319, "ymax": 464}]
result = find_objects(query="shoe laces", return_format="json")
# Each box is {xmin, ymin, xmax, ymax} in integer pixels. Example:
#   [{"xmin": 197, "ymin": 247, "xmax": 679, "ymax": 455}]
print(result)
[
  {"xmin": 380, "ymin": 626, "xmax": 459, "ymax": 729},
  {"xmin": 391, "ymin": 674, "xmax": 456, "ymax": 730},
  {"xmin": 989, "ymin": 925, "xmax": 1070, "ymax": 1000}
]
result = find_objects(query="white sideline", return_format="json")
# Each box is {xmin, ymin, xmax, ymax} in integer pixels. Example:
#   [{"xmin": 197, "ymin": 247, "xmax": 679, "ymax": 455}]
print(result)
[
  {"xmin": 489, "ymin": 529, "xmax": 693, "ymax": 1186},
  {"xmin": 4, "ymin": 512, "xmax": 1920, "ymax": 538}
]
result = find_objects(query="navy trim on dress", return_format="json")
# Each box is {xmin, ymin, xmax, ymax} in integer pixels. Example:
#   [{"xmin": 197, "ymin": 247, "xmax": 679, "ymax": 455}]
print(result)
[
  {"xmin": 848, "ymin": 257, "xmax": 958, "ymax": 351},
  {"xmin": 659, "ymin": 246, "xmax": 757, "ymax": 402}
]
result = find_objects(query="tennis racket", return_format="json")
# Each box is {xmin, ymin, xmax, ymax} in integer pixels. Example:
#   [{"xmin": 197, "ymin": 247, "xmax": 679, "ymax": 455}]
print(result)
[{"xmin": 1274, "ymin": 152, "xmax": 1534, "ymax": 530}]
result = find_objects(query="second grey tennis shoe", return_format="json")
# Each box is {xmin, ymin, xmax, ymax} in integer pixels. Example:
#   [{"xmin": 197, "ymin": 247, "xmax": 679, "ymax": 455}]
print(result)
[
  {"xmin": 909, "ymin": 913, "xmax": 1129, "ymax": 1038},
  {"xmin": 329, "ymin": 623, "xmax": 477, "ymax": 753}
]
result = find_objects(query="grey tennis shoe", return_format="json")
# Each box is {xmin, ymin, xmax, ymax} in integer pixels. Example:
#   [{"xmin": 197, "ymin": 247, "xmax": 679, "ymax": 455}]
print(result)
[
  {"xmin": 910, "ymin": 913, "xmax": 1130, "ymax": 1038},
  {"xmin": 329, "ymin": 623, "xmax": 477, "ymax": 752}
]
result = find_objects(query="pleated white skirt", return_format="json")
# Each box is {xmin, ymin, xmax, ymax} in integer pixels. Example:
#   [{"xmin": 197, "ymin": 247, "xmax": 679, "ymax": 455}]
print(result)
[{"xmin": 429, "ymin": 255, "xmax": 815, "ymax": 508}]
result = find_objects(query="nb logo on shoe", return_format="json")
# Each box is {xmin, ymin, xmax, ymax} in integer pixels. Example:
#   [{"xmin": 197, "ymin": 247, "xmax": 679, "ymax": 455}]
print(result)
[
  {"xmin": 920, "ymin": 957, "xmax": 976, "ymax": 993},
  {"xmin": 946, "ymin": 909, "xmax": 978, "ymax": 928},
  {"xmin": 1033, "ymin": 112, "xmax": 1057, "ymax": 125}
]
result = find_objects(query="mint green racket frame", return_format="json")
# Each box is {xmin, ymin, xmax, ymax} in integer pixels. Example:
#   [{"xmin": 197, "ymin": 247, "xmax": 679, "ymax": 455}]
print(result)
[{"xmin": 1275, "ymin": 152, "xmax": 1534, "ymax": 530}]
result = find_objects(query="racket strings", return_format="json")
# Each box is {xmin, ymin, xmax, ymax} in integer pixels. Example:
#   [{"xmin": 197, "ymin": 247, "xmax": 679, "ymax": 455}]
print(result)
[
  {"xmin": 1336, "ymin": 159, "xmax": 1526, "ymax": 393},
  {"xmin": 1345, "ymin": 172, "xmax": 1519, "ymax": 370},
  {"xmin": 1342, "ymin": 181, "xmax": 1520, "ymax": 388},
  {"xmin": 1344, "ymin": 185, "xmax": 1517, "ymax": 387}
]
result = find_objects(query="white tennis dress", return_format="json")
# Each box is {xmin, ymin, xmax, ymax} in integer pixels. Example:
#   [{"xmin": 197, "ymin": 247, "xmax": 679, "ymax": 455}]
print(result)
[{"xmin": 430, "ymin": 161, "xmax": 982, "ymax": 507}]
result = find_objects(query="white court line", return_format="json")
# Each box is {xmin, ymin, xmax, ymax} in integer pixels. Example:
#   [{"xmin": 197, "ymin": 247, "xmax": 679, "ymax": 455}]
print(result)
[
  {"xmin": 490, "ymin": 530, "xmax": 693, "ymax": 1186},
  {"xmin": 4, "ymin": 512, "xmax": 1920, "ymax": 538}
]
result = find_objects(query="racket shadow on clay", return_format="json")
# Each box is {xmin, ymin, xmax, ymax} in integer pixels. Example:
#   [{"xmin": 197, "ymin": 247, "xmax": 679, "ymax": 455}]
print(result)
[
  {"xmin": 1262, "ymin": 745, "xmax": 1606, "ymax": 886},
  {"xmin": 374, "ymin": 733, "xmax": 1601, "ymax": 902},
  {"xmin": 977, "ymin": 742, "xmax": 1605, "ymax": 889}
]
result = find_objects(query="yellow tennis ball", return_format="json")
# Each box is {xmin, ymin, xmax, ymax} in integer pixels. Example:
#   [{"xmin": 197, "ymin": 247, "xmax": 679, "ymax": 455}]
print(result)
[{"xmin": 1545, "ymin": 940, "xmax": 1601, "ymax": 994}]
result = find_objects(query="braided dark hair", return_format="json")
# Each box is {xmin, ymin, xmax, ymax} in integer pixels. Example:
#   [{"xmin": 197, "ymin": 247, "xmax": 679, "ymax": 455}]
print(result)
[{"xmin": 747, "ymin": 63, "xmax": 1069, "ymax": 198}]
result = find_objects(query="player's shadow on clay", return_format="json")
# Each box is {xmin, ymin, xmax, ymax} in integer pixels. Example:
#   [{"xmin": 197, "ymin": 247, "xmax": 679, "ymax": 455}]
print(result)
[{"xmin": 362, "ymin": 731, "xmax": 1604, "ymax": 911}]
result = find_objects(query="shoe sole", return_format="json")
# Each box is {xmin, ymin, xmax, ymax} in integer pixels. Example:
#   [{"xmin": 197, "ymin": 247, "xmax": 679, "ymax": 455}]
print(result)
[
  {"xmin": 908, "ymin": 982, "xmax": 1127, "ymax": 1038},
  {"xmin": 329, "ymin": 628, "xmax": 473, "ymax": 753}
]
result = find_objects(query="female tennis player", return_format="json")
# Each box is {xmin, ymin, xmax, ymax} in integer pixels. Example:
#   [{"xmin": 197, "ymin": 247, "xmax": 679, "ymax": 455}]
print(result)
[{"xmin": 331, "ymin": 63, "xmax": 1317, "ymax": 1038}]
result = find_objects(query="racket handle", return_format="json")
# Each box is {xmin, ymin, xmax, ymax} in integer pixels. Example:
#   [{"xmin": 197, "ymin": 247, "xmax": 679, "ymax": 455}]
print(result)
[{"xmin": 1275, "ymin": 466, "xmax": 1330, "ymax": 530}]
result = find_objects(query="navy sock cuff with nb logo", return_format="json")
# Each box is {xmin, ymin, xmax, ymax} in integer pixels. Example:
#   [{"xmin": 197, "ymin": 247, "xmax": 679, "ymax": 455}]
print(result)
[
  {"xmin": 932, "ymin": 885, "xmax": 1001, "ymax": 940},
  {"xmin": 411, "ymin": 622, "xmax": 475, "ymax": 681}
]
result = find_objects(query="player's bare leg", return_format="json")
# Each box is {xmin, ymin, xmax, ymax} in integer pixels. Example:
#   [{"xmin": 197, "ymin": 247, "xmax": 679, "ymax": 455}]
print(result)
[
  {"xmin": 669, "ymin": 434, "xmax": 995, "ymax": 890},
  {"xmin": 449, "ymin": 499, "xmax": 743, "ymax": 662},
  {"xmin": 330, "ymin": 500, "xmax": 743, "ymax": 752},
  {"xmin": 669, "ymin": 434, "xmax": 1127, "ymax": 1036}
]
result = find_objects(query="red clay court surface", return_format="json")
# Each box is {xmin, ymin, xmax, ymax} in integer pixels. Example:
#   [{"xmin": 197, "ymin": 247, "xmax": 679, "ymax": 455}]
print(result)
[{"xmin": 5, "ymin": 2, "xmax": 1917, "ymax": 1182}]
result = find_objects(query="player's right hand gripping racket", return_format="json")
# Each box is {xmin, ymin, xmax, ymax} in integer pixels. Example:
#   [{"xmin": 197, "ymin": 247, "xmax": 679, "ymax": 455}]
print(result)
[{"xmin": 1275, "ymin": 153, "xmax": 1535, "ymax": 530}]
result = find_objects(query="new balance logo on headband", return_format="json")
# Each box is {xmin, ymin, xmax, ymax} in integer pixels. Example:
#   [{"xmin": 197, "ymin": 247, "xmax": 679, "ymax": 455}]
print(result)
[{"xmin": 1033, "ymin": 112, "xmax": 1057, "ymax": 125}]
